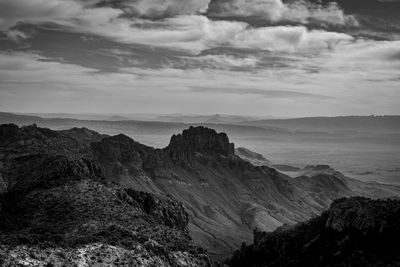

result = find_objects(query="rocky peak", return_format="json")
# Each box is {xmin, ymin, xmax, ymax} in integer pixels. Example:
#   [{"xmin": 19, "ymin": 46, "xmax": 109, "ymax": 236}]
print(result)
[
  {"xmin": 60, "ymin": 127, "xmax": 107, "ymax": 145},
  {"xmin": 165, "ymin": 126, "xmax": 234, "ymax": 162}
]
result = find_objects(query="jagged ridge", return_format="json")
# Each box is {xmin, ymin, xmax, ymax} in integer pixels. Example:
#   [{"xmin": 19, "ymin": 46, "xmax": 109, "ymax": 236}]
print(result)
[{"xmin": 0, "ymin": 124, "xmax": 211, "ymax": 266}]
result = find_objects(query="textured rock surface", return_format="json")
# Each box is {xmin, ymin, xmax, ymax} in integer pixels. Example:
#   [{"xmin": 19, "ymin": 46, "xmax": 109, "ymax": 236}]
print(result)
[
  {"xmin": 165, "ymin": 126, "xmax": 234, "ymax": 162},
  {"xmin": 0, "ymin": 124, "xmax": 211, "ymax": 267},
  {"xmin": 228, "ymin": 197, "xmax": 400, "ymax": 267}
]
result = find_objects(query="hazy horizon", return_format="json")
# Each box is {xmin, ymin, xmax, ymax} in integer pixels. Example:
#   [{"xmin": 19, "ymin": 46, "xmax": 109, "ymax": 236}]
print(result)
[{"xmin": 5, "ymin": 111, "xmax": 400, "ymax": 119}]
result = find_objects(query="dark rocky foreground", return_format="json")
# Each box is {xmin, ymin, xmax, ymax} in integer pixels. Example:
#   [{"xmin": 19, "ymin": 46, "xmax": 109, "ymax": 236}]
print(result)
[
  {"xmin": 0, "ymin": 123, "xmax": 400, "ymax": 266},
  {"xmin": 0, "ymin": 124, "xmax": 210, "ymax": 266},
  {"xmin": 228, "ymin": 197, "xmax": 400, "ymax": 267}
]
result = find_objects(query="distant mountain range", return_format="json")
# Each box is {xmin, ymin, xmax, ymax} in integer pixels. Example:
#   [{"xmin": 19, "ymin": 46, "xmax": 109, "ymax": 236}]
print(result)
[
  {"xmin": 1, "ymin": 123, "xmax": 400, "ymax": 265},
  {"xmin": 2, "ymin": 112, "xmax": 400, "ymax": 139}
]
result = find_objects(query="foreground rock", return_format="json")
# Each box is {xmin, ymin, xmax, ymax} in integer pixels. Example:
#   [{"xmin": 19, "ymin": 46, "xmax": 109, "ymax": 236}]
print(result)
[
  {"xmin": 228, "ymin": 197, "xmax": 400, "ymax": 267},
  {"xmin": 0, "ymin": 124, "xmax": 210, "ymax": 266}
]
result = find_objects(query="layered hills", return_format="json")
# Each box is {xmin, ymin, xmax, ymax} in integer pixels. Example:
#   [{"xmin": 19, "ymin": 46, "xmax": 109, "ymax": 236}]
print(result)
[{"xmin": 0, "ymin": 123, "xmax": 399, "ymax": 263}]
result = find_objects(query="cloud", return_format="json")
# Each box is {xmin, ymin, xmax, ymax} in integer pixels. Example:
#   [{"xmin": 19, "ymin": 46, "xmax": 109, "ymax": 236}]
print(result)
[
  {"xmin": 231, "ymin": 26, "xmax": 353, "ymax": 52},
  {"xmin": 207, "ymin": 0, "xmax": 358, "ymax": 26},
  {"xmin": 182, "ymin": 54, "xmax": 258, "ymax": 70},
  {"xmin": 0, "ymin": 48, "xmax": 400, "ymax": 116},
  {"xmin": 0, "ymin": 0, "xmax": 398, "ymax": 117},
  {"xmin": 189, "ymin": 86, "xmax": 333, "ymax": 99},
  {"xmin": 209, "ymin": 0, "xmax": 285, "ymax": 21},
  {"xmin": 0, "ymin": 0, "xmax": 355, "ymax": 54},
  {"xmin": 62, "ymin": 14, "xmax": 353, "ymax": 54},
  {"xmin": 99, "ymin": 0, "xmax": 211, "ymax": 18},
  {"xmin": 5, "ymin": 29, "xmax": 29, "ymax": 42},
  {"xmin": 0, "ymin": 0, "xmax": 83, "ymax": 29}
]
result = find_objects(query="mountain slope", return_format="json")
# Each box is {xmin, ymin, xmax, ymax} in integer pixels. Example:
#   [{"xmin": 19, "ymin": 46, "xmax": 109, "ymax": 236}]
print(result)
[
  {"xmin": 84, "ymin": 125, "xmax": 400, "ymax": 257},
  {"xmin": 0, "ymin": 124, "xmax": 211, "ymax": 266},
  {"xmin": 228, "ymin": 197, "xmax": 400, "ymax": 267},
  {"xmin": 1, "ymin": 123, "xmax": 399, "ymax": 261}
]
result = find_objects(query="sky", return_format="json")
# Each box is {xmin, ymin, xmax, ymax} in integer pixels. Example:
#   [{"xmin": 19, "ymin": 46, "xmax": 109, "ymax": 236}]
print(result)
[{"xmin": 0, "ymin": 0, "xmax": 399, "ymax": 117}]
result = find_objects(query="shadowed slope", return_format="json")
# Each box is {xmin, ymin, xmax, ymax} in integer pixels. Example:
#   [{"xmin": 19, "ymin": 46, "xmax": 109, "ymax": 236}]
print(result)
[{"xmin": 228, "ymin": 197, "xmax": 400, "ymax": 267}]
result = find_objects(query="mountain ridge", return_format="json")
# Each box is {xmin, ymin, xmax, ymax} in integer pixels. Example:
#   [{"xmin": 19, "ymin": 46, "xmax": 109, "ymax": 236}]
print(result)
[
  {"xmin": 1, "ymin": 123, "xmax": 400, "ymax": 261},
  {"xmin": 228, "ymin": 197, "xmax": 400, "ymax": 267}
]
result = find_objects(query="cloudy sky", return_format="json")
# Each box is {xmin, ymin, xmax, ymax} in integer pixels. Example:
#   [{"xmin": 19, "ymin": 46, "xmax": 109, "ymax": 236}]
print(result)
[{"xmin": 0, "ymin": 0, "xmax": 399, "ymax": 116}]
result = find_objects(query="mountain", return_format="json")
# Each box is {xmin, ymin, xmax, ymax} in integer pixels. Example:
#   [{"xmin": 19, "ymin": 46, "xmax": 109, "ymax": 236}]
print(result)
[
  {"xmin": 0, "ymin": 124, "xmax": 210, "ymax": 266},
  {"xmin": 154, "ymin": 114, "xmax": 266, "ymax": 124},
  {"xmin": 241, "ymin": 116, "xmax": 400, "ymax": 134},
  {"xmin": 1, "ymin": 123, "xmax": 400, "ymax": 261},
  {"xmin": 228, "ymin": 197, "xmax": 400, "ymax": 267},
  {"xmin": 235, "ymin": 147, "xmax": 271, "ymax": 167},
  {"xmin": 0, "ymin": 112, "xmax": 282, "ymax": 148}
]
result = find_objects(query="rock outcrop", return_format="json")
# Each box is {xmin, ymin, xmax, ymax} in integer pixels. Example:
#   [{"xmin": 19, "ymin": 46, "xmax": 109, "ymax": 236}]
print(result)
[
  {"xmin": 165, "ymin": 126, "xmax": 234, "ymax": 162},
  {"xmin": 0, "ymin": 124, "xmax": 211, "ymax": 266},
  {"xmin": 228, "ymin": 197, "xmax": 400, "ymax": 267}
]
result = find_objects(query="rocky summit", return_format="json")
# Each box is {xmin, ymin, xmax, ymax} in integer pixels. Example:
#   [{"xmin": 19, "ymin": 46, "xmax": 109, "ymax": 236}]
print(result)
[
  {"xmin": 1, "ymin": 124, "xmax": 400, "ymax": 266},
  {"xmin": 165, "ymin": 126, "xmax": 235, "ymax": 162}
]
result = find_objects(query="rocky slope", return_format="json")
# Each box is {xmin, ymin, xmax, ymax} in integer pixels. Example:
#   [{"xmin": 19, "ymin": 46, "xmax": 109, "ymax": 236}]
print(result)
[
  {"xmin": 0, "ymin": 124, "xmax": 210, "ymax": 266},
  {"xmin": 228, "ymin": 197, "xmax": 400, "ymax": 267},
  {"xmin": 88, "ymin": 126, "xmax": 400, "ymax": 258},
  {"xmin": 235, "ymin": 147, "xmax": 271, "ymax": 167},
  {"xmin": 1, "ymin": 124, "xmax": 400, "ymax": 261}
]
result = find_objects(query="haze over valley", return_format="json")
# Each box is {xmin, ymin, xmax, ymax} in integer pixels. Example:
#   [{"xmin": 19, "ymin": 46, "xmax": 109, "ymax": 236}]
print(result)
[{"xmin": 2, "ymin": 112, "xmax": 399, "ymax": 185}]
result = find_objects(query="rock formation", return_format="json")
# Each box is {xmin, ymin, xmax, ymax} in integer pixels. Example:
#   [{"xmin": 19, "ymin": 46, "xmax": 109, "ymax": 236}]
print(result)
[
  {"xmin": 0, "ymin": 124, "xmax": 211, "ymax": 266},
  {"xmin": 228, "ymin": 197, "xmax": 400, "ymax": 267},
  {"xmin": 165, "ymin": 126, "xmax": 234, "ymax": 162}
]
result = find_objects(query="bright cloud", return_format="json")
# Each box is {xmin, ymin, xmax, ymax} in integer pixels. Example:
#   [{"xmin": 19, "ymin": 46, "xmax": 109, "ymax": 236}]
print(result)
[
  {"xmin": 0, "ymin": 0, "xmax": 354, "ymax": 54},
  {"xmin": 207, "ymin": 0, "xmax": 358, "ymax": 26}
]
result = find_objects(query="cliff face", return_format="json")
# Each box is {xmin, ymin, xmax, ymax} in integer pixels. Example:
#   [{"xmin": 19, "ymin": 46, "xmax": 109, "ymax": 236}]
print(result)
[
  {"xmin": 228, "ymin": 197, "xmax": 400, "ymax": 267},
  {"xmin": 165, "ymin": 126, "xmax": 234, "ymax": 162}
]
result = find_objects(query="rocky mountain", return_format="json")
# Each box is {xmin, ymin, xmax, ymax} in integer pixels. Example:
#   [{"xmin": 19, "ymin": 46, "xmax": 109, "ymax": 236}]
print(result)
[
  {"xmin": 0, "ymin": 124, "xmax": 210, "ymax": 266},
  {"xmin": 1, "ymin": 123, "xmax": 400, "ymax": 263},
  {"xmin": 228, "ymin": 197, "xmax": 400, "ymax": 267}
]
